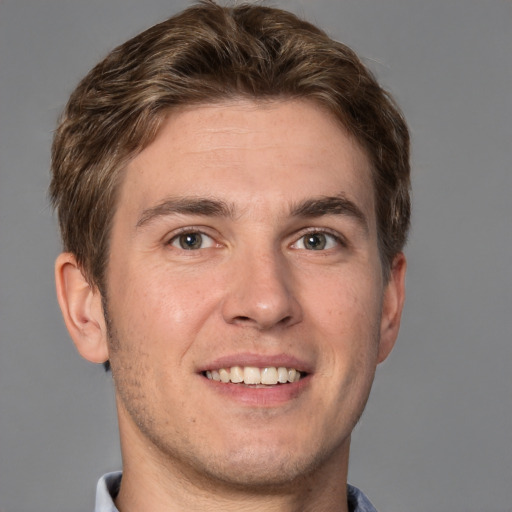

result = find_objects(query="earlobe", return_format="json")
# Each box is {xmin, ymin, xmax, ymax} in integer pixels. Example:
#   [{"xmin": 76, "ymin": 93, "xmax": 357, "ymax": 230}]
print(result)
[
  {"xmin": 377, "ymin": 252, "xmax": 407, "ymax": 364},
  {"xmin": 55, "ymin": 253, "xmax": 109, "ymax": 364}
]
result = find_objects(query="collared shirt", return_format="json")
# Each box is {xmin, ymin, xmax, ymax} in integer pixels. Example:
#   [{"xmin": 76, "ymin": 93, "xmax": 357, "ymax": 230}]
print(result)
[{"xmin": 95, "ymin": 471, "xmax": 378, "ymax": 512}]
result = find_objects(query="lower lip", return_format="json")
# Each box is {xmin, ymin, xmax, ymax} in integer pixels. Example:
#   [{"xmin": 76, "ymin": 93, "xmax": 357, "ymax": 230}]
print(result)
[{"xmin": 201, "ymin": 375, "xmax": 311, "ymax": 407}]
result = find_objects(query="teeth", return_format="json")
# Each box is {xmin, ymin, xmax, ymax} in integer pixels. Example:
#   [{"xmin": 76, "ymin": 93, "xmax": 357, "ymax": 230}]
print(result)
[
  {"xmin": 204, "ymin": 366, "xmax": 304, "ymax": 385},
  {"xmin": 219, "ymin": 368, "xmax": 230, "ymax": 383},
  {"xmin": 288, "ymin": 368, "xmax": 301, "ymax": 383},
  {"xmin": 244, "ymin": 366, "xmax": 261, "ymax": 384},
  {"xmin": 261, "ymin": 367, "xmax": 278, "ymax": 385},
  {"xmin": 230, "ymin": 366, "xmax": 244, "ymax": 383},
  {"xmin": 277, "ymin": 367, "xmax": 289, "ymax": 383}
]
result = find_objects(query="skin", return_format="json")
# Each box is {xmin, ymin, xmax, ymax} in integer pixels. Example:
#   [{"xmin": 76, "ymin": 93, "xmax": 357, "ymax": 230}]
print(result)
[{"xmin": 56, "ymin": 99, "xmax": 406, "ymax": 512}]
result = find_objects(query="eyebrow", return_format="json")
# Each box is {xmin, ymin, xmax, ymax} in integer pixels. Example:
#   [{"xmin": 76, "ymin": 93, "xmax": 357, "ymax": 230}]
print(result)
[
  {"xmin": 290, "ymin": 195, "xmax": 369, "ymax": 233},
  {"xmin": 135, "ymin": 194, "xmax": 368, "ymax": 232},
  {"xmin": 136, "ymin": 197, "xmax": 235, "ymax": 228}
]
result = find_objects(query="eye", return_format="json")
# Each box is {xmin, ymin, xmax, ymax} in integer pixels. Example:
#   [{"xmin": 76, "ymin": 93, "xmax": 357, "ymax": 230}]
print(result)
[
  {"xmin": 292, "ymin": 232, "xmax": 340, "ymax": 251},
  {"xmin": 169, "ymin": 231, "xmax": 215, "ymax": 250}
]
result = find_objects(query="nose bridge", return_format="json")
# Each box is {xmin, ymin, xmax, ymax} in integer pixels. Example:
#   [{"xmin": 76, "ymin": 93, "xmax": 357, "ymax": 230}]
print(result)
[{"xmin": 221, "ymin": 241, "xmax": 302, "ymax": 330}]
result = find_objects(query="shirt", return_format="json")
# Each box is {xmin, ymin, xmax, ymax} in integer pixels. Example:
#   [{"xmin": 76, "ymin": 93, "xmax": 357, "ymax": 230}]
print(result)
[{"xmin": 95, "ymin": 471, "xmax": 378, "ymax": 512}]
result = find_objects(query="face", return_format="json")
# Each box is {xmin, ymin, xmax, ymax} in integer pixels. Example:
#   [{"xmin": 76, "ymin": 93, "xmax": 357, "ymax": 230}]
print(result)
[{"xmin": 102, "ymin": 99, "xmax": 404, "ymax": 489}]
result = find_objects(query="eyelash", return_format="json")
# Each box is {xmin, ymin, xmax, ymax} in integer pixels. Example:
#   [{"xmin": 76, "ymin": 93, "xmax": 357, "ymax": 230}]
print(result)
[
  {"xmin": 166, "ymin": 227, "xmax": 347, "ymax": 252},
  {"xmin": 166, "ymin": 227, "xmax": 216, "ymax": 250},
  {"xmin": 291, "ymin": 228, "xmax": 347, "ymax": 251}
]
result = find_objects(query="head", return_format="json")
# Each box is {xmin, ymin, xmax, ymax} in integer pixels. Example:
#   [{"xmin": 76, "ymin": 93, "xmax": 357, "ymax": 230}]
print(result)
[
  {"xmin": 51, "ymin": 1, "xmax": 410, "ymax": 500},
  {"xmin": 50, "ymin": 0, "xmax": 410, "ymax": 294}
]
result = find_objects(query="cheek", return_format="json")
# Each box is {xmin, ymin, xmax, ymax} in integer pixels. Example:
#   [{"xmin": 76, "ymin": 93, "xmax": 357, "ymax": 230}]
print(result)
[
  {"xmin": 311, "ymin": 272, "xmax": 382, "ymax": 371},
  {"xmin": 106, "ymin": 262, "xmax": 226, "ymax": 373},
  {"xmin": 114, "ymin": 260, "xmax": 208, "ymax": 323},
  {"xmin": 315, "ymin": 269, "xmax": 381, "ymax": 329}
]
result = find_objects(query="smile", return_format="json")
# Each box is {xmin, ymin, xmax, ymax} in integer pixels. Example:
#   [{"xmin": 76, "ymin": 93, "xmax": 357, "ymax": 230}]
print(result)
[{"xmin": 204, "ymin": 366, "xmax": 304, "ymax": 385}]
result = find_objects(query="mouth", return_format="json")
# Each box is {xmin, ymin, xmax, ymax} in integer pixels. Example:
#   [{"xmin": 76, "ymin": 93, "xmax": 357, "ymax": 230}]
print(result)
[{"xmin": 203, "ymin": 366, "xmax": 306, "ymax": 386}]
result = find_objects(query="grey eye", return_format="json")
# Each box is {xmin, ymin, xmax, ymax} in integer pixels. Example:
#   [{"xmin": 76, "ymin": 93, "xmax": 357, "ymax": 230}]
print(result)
[
  {"xmin": 291, "ymin": 232, "xmax": 339, "ymax": 251},
  {"xmin": 170, "ymin": 232, "xmax": 214, "ymax": 250},
  {"xmin": 179, "ymin": 233, "xmax": 202, "ymax": 250},
  {"xmin": 303, "ymin": 233, "xmax": 328, "ymax": 250}
]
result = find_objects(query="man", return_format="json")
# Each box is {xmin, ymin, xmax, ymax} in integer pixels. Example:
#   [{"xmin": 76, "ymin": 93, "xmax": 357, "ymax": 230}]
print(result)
[{"xmin": 50, "ymin": 2, "xmax": 410, "ymax": 511}]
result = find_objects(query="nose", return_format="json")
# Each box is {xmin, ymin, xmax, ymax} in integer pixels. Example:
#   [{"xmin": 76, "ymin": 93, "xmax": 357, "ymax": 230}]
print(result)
[{"xmin": 221, "ymin": 248, "xmax": 303, "ymax": 330}]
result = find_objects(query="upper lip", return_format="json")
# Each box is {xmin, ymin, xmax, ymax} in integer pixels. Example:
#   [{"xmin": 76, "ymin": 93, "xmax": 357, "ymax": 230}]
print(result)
[{"xmin": 197, "ymin": 352, "xmax": 313, "ymax": 374}]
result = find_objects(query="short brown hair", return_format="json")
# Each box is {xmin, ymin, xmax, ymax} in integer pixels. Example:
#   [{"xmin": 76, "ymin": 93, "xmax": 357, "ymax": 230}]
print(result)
[{"xmin": 50, "ymin": 0, "xmax": 410, "ymax": 290}]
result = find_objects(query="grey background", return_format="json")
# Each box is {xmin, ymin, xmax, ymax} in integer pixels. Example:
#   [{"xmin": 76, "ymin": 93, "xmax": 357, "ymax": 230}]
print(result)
[{"xmin": 1, "ymin": 1, "xmax": 511, "ymax": 511}]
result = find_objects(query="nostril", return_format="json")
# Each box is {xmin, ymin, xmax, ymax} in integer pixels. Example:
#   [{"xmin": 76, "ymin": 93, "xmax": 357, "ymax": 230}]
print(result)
[
  {"xmin": 278, "ymin": 315, "xmax": 293, "ymax": 326},
  {"xmin": 231, "ymin": 313, "xmax": 295, "ymax": 329},
  {"xmin": 233, "ymin": 316, "xmax": 251, "ymax": 323}
]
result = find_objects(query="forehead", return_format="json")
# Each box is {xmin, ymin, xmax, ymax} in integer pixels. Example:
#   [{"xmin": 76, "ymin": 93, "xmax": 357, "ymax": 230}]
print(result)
[{"xmin": 118, "ymin": 99, "xmax": 375, "ymax": 226}]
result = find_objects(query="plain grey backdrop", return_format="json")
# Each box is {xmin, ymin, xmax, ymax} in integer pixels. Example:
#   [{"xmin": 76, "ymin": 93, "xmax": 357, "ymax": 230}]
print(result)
[{"xmin": 1, "ymin": 1, "xmax": 511, "ymax": 511}]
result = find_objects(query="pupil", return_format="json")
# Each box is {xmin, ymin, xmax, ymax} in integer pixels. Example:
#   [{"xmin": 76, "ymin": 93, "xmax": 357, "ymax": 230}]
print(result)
[
  {"xmin": 180, "ymin": 233, "xmax": 202, "ymax": 250},
  {"xmin": 305, "ymin": 233, "xmax": 326, "ymax": 250}
]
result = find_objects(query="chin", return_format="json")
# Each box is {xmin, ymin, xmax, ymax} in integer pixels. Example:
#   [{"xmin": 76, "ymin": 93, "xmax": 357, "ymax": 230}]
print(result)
[
  {"xmin": 177, "ymin": 433, "xmax": 346, "ymax": 493},
  {"xmin": 201, "ymin": 455, "xmax": 318, "ymax": 491}
]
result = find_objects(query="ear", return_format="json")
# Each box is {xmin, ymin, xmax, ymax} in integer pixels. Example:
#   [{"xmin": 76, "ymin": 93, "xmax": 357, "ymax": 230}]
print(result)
[
  {"xmin": 55, "ymin": 253, "xmax": 109, "ymax": 363},
  {"xmin": 377, "ymin": 252, "xmax": 407, "ymax": 364}
]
